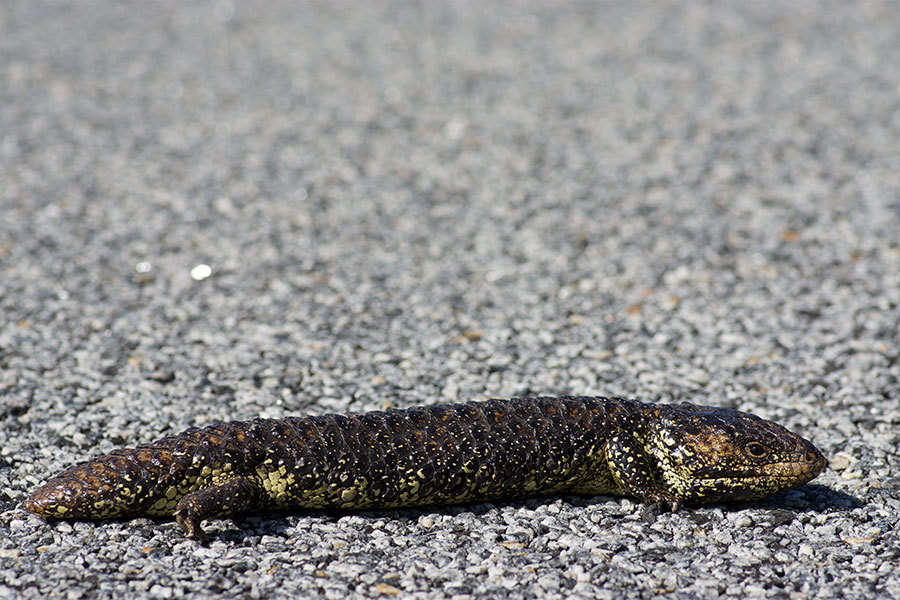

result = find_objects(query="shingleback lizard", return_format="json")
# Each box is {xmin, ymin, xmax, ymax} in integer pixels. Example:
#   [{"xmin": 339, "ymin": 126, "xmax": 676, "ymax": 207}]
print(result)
[{"xmin": 25, "ymin": 396, "xmax": 827, "ymax": 537}]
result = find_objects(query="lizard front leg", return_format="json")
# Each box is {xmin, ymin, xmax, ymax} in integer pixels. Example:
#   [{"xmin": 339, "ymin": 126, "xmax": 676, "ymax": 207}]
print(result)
[{"xmin": 605, "ymin": 433, "xmax": 679, "ymax": 509}]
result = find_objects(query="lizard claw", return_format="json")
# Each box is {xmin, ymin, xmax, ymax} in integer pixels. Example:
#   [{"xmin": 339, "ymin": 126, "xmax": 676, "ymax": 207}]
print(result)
[
  {"xmin": 175, "ymin": 503, "xmax": 205, "ymax": 539},
  {"xmin": 640, "ymin": 492, "xmax": 681, "ymax": 516}
]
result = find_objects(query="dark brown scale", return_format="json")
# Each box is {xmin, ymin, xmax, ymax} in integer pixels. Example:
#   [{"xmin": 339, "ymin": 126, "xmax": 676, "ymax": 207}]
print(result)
[{"xmin": 25, "ymin": 396, "xmax": 828, "ymax": 538}]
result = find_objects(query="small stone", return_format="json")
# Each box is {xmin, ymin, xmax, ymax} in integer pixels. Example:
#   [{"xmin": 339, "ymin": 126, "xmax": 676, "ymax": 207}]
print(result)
[
  {"xmin": 417, "ymin": 516, "xmax": 434, "ymax": 529},
  {"xmin": 733, "ymin": 515, "xmax": 753, "ymax": 528},
  {"xmin": 373, "ymin": 583, "xmax": 401, "ymax": 596},
  {"xmin": 830, "ymin": 453, "xmax": 852, "ymax": 470}
]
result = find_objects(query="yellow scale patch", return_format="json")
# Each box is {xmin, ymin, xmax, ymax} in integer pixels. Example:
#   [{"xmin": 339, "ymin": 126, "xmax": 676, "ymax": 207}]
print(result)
[
  {"xmin": 145, "ymin": 470, "xmax": 215, "ymax": 515},
  {"xmin": 256, "ymin": 463, "xmax": 297, "ymax": 506},
  {"xmin": 296, "ymin": 483, "xmax": 332, "ymax": 508}
]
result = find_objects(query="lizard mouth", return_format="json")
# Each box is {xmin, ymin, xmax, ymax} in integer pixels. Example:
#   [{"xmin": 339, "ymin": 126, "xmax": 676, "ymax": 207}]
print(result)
[
  {"xmin": 689, "ymin": 455, "xmax": 827, "ymax": 500},
  {"xmin": 694, "ymin": 458, "xmax": 827, "ymax": 488}
]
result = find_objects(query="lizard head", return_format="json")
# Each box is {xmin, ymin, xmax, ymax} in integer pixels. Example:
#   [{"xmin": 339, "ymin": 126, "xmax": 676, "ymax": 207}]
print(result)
[{"xmin": 646, "ymin": 402, "xmax": 827, "ymax": 504}]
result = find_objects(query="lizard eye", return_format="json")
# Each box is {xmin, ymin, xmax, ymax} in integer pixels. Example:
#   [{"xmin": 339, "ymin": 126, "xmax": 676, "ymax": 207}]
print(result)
[{"xmin": 744, "ymin": 442, "xmax": 768, "ymax": 459}]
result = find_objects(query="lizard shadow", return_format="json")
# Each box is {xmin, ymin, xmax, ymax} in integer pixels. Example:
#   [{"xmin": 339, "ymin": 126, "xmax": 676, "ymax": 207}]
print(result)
[
  {"xmin": 216, "ymin": 483, "xmax": 861, "ymax": 544},
  {"xmin": 777, "ymin": 484, "xmax": 862, "ymax": 510}
]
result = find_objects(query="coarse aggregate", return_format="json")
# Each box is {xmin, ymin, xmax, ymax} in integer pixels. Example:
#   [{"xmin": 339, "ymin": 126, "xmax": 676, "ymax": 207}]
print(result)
[{"xmin": 1, "ymin": 1, "xmax": 899, "ymax": 599}]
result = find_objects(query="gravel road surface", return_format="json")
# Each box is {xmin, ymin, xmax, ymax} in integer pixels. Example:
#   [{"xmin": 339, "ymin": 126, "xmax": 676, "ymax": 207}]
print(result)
[{"xmin": 2, "ymin": 1, "xmax": 899, "ymax": 598}]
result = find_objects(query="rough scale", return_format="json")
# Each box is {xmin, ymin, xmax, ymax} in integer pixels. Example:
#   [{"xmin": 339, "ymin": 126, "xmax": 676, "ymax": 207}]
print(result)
[{"xmin": 26, "ymin": 396, "xmax": 827, "ymax": 537}]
